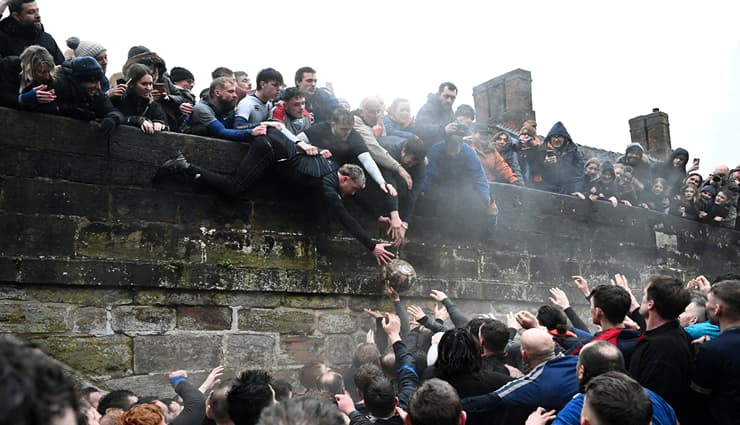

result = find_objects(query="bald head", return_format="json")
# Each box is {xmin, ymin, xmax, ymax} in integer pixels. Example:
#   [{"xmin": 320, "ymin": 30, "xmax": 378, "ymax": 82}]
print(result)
[
  {"xmin": 520, "ymin": 328, "xmax": 555, "ymax": 367},
  {"xmin": 577, "ymin": 340, "xmax": 626, "ymax": 391},
  {"xmin": 715, "ymin": 165, "xmax": 730, "ymax": 176},
  {"xmin": 359, "ymin": 96, "xmax": 382, "ymax": 125}
]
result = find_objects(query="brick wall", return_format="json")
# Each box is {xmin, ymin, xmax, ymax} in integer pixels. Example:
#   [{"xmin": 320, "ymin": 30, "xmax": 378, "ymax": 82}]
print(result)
[{"xmin": 1, "ymin": 107, "xmax": 737, "ymax": 395}]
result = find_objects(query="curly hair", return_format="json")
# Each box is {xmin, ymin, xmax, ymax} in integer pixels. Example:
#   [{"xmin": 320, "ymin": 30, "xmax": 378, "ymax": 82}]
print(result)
[{"xmin": 120, "ymin": 403, "xmax": 164, "ymax": 425}]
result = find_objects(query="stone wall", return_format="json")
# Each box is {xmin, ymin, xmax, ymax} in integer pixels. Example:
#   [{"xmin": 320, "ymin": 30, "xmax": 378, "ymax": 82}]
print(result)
[{"xmin": 1, "ymin": 107, "xmax": 737, "ymax": 396}]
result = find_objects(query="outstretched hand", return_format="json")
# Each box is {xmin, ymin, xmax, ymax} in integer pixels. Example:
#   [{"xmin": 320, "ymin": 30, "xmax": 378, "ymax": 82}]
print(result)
[
  {"xmin": 373, "ymin": 243, "xmax": 395, "ymax": 265},
  {"xmin": 384, "ymin": 283, "xmax": 400, "ymax": 302},
  {"xmin": 548, "ymin": 287, "xmax": 570, "ymax": 310},
  {"xmin": 571, "ymin": 275, "xmax": 590, "ymax": 297},
  {"xmin": 525, "ymin": 407, "xmax": 557, "ymax": 425},
  {"xmin": 198, "ymin": 365, "xmax": 224, "ymax": 394},
  {"xmin": 429, "ymin": 290, "xmax": 448, "ymax": 302},
  {"xmin": 687, "ymin": 275, "xmax": 711, "ymax": 295},
  {"xmin": 406, "ymin": 305, "xmax": 425, "ymax": 322}
]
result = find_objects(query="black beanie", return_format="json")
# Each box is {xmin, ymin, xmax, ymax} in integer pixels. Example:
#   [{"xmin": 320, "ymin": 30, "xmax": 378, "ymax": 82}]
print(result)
[
  {"xmin": 601, "ymin": 161, "xmax": 615, "ymax": 176},
  {"xmin": 170, "ymin": 67, "xmax": 194, "ymax": 83},
  {"xmin": 69, "ymin": 56, "xmax": 104, "ymax": 82},
  {"xmin": 127, "ymin": 45, "xmax": 150, "ymax": 58}
]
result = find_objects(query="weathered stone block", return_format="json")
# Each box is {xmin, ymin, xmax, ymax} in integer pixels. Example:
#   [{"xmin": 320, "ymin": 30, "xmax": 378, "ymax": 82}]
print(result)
[
  {"xmin": 133, "ymin": 334, "xmax": 222, "ymax": 373},
  {"xmin": 177, "ymin": 306, "xmax": 232, "ymax": 330},
  {"xmin": 111, "ymin": 306, "xmax": 175, "ymax": 334},
  {"xmin": 480, "ymin": 253, "xmax": 530, "ymax": 282},
  {"xmin": 225, "ymin": 333, "xmax": 276, "ymax": 369},
  {"xmin": 317, "ymin": 313, "xmax": 360, "ymax": 334},
  {"xmin": 12, "ymin": 149, "xmax": 110, "ymax": 184},
  {"xmin": 283, "ymin": 295, "xmax": 347, "ymax": 310},
  {"xmin": 0, "ymin": 213, "xmax": 77, "ymax": 257},
  {"xmin": 72, "ymin": 307, "xmax": 109, "ymax": 334},
  {"xmin": 28, "ymin": 287, "xmax": 132, "ymax": 306},
  {"xmin": 238, "ymin": 308, "xmax": 315, "ymax": 335},
  {"xmin": 0, "ymin": 285, "xmax": 28, "ymax": 301},
  {"xmin": 0, "ymin": 177, "xmax": 109, "ymax": 220},
  {"xmin": 111, "ymin": 188, "xmax": 180, "ymax": 223},
  {"xmin": 278, "ymin": 335, "xmax": 325, "ymax": 365},
  {"xmin": 320, "ymin": 334, "xmax": 359, "ymax": 366},
  {"xmin": 77, "ymin": 222, "xmax": 187, "ymax": 262},
  {"xmin": 31, "ymin": 335, "xmax": 133, "ymax": 378},
  {"xmin": 0, "ymin": 302, "xmax": 70, "ymax": 333}
]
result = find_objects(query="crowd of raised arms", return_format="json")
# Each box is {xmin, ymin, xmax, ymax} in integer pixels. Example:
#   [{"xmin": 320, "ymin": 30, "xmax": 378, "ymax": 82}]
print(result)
[
  {"xmin": 2, "ymin": 0, "xmax": 739, "ymax": 264},
  {"xmin": 3, "ymin": 273, "xmax": 740, "ymax": 425}
]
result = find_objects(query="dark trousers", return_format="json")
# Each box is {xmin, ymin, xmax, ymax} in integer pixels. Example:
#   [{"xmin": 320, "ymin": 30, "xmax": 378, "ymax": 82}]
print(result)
[{"xmin": 189, "ymin": 128, "xmax": 292, "ymax": 198}]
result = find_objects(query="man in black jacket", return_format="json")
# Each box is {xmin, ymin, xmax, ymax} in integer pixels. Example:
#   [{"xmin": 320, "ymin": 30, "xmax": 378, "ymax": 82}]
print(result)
[
  {"xmin": 629, "ymin": 275, "xmax": 692, "ymax": 423},
  {"xmin": 0, "ymin": 0, "xmax": 64, "ymax": 64}
]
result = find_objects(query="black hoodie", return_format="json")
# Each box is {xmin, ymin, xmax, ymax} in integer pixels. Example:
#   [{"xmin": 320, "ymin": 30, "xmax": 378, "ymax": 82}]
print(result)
[{"xmin": 0, "ymin": 16, "xmax": 64, "ymax": 65}]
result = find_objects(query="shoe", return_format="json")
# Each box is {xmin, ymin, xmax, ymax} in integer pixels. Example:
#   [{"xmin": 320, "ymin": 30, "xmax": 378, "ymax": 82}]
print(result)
[{"xmin": 160, "ymin": 151, "xmax": 190, "ymax": 173}]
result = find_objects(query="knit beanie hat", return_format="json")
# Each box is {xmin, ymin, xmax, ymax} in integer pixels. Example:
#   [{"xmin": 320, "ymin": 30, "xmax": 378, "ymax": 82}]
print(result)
[
  {"xmin": 66, "ymin": 37, "xmax": 106, "ymax": 58},
  {"xmin": 601, "ymin": 161, "xmax": 615, "ymax": 176},
  {"xmin": 625, "ymin": 143, "xmax": 644, "ymax": 154},
  {"xmin": 68, "ymin": 56, "xmax": 104, "ymax": 82},
  {"xmin": 170, "ymin": 67, "xmax": 194, "ymax": 83},
  {"xmin": 127, "ymin": 45, "xmax": 150, "ymax": 58},
  {"xmin": 700, "ymin": 185, "xmax": 717, "ymax": 196}
]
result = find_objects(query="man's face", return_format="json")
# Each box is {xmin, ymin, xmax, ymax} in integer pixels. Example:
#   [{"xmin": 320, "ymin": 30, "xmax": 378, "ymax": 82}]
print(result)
[
  {"xmin": 331, "ymin": 121, "xmax": 353, "ymax": 141},
  {"xmin": 400, "ymin": 148, "xmax": 418, "ymax": 169},
  {"xmin": 438, "ymin": 87, "xmax": 457, "ymax": 109},
  {"xmin": 393, "ymin": 100, "xmax": 411, "ymax": 123},
  {"xmin": 215, "ymin": 82, "xmax": 238, "ymax": 109},
  {"xmin": 236, "ymin": 74, "xmax": 252, "ymax": 99},
  {"xmin": 360, "ymin": 102, "xmax": 382, "ymax": 125},
  {"xmin": 639, "ymin": 286, "xmax": 651, "ymax": 318},
  {"xmin": 298, "ymin": 72, "xmax": 317, "ymax": 95},
  {"xmin": 338, "ymin": 176, "xmax": 362, "ymax": 197},
  {"xmin": 286, "ymin": 95, "xmax": 306, "ymax": 118},
  {"xmin": 79, "ymin": 81, "xmax": 100, "ymax": 97},
  {"xmin": 673, "ymin": 156, "xmax": 686, "ymax": 168},
  {"xmin": 455, "ymin": 114, "xmax": 472, "ymax": 127},
  {"xmin": 678, "ymin": 302, "xmax": 699, "ymax": 327},
  {"xmin": 589, "ymin": 298, "xmax": 601, "ymax": 326},
  {"xmin": 13, "ymin": 1, "xmax": 41, "ymax": 27},
  {"xmin": 550, "ymin": 135, "xmax": 565, "ymax": 148},
  {"xmin": 706, "ymin": 293, "xmax": 720, "ymax": 325},
  {"xmin": 625, "ymin": 149, "xmax": 642, "ymax": 166},
  {"xmin": 715, "ymin": 165, "xmax": 730, "ymax": 176},
  {"xmin": 259, "ymin": 80, "xmax": 281, "ymax": 101}
]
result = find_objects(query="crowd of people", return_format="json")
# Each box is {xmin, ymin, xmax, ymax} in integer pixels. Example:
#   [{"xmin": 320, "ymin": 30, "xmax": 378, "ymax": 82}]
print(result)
[
  {"xmin": 2, "ymin": 0, "xmax": 737, "ymax": 265},
  {"xmin": 3, "ymin": 272, "xmax": 740, "ymax": 425}
]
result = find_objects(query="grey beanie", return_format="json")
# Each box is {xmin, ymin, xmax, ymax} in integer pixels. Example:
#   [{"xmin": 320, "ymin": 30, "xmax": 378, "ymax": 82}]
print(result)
[{"xmin": 66, "ymin": 37, "xmax": 106, "ymax": 58}]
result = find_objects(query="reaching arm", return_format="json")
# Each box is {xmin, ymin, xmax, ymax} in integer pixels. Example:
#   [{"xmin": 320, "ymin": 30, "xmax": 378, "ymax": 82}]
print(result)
[
  {"xmin": 168, "ymin": 372, "xmax": 206, "ymax": 425},
  {"xmin": 205, "ymin": 120, "xmax": 255, "ymax": 142}
]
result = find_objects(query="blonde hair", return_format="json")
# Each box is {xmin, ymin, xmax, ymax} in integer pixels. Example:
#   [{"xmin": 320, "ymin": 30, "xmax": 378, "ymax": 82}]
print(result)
[{"xmin": 20, "ymin": 45, "xmax": 55, "ymax": 85}]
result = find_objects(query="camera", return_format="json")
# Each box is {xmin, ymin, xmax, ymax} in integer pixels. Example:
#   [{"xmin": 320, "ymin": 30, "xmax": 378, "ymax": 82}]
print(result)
[
  {"xmin": 712, "ymin": 174, "xmax": 723, "ymax": 183},
  {"xmin": 116, "ymin": 78, "xmax": 126, "ymax": 85}
]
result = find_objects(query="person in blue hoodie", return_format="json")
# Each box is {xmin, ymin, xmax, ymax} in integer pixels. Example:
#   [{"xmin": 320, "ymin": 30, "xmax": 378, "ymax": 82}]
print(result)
[
  {"xmin": 531, "ymin": 121, "xmax": 585, "ymax": 195},
  {"xmin": 417, "ymin": 134, "xmax": 496, "ymax": 238}
]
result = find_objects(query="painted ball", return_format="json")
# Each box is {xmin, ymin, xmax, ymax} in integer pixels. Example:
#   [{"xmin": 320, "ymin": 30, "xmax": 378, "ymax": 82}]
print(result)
[{"xmin": 381, "ymin": 259, "xmax": 416, "ymax": 293}]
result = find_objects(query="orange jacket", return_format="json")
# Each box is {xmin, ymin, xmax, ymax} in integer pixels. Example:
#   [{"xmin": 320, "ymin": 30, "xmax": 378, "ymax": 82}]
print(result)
[{"xmin": 472, "ymin": 145, "xmax": 520, "ymax": 184}]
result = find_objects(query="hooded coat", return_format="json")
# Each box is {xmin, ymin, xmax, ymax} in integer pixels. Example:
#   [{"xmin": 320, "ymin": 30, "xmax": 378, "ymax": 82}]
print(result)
[
  {"xmin": 617, "ymin": 143, "xmax": 654, "ymax": 186},
  {"xmin": 0, "ymin": 17, "xmax": 64, "ymax": 65},
  {"xmin": 532, "ymin": 122, "xmax": 585, "ymax": 194},
  {"xmin": 34, "ymin": 61, "xmax": 124, "ymax": 123},
  {"xmin": 658, "ymin": 148, "xmax": 690, "ymax": 197},
  {"xmin": 414, "ymin": 93, "xmax": 454, "ymax": 148}
]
